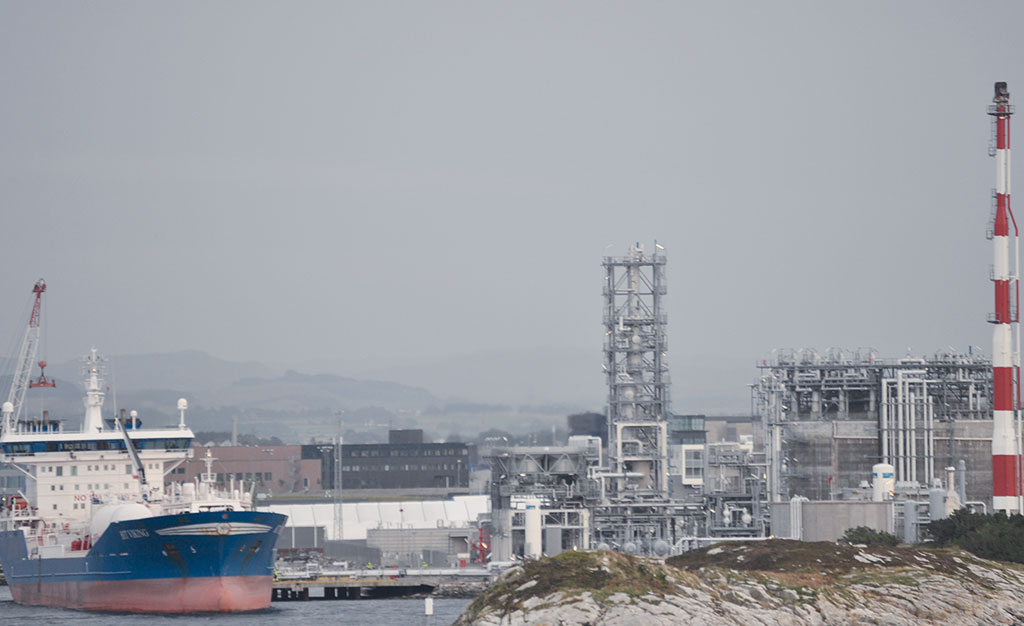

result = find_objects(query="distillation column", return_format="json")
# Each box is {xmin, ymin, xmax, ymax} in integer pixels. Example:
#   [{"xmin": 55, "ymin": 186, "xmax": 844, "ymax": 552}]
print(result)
[{"xmin": 602, "ymin": 242, "xmax": 670, "ymax": 498}]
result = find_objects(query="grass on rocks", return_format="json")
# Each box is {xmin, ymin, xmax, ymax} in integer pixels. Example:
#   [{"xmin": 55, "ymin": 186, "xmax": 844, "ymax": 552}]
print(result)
[
  {"xmin": 457, "ymin": 550, "xmax": 676, "ymax": 623},
  {"xmin": 667, "ymin": 539, "xmax": 1012, "ymax": 589},
  {"xmin": 456, "ymin": 539, "xmax": 1024, "ymax": 623}
]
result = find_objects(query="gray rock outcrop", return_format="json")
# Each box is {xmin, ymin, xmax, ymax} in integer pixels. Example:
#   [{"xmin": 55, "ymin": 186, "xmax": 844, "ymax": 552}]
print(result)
[{"xmin": 454, "ymin": 541, "xmax": 1024, "ymax": 625}]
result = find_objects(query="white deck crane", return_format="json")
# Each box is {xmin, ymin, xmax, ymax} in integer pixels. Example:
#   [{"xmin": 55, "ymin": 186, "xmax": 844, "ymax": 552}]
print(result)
[{"xmin": 3, "ymin": 279, "xmax": 48, "ymax": 434}]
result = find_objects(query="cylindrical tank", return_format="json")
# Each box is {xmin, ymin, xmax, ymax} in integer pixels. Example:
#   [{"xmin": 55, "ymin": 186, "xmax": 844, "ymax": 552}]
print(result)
[
  {"xmin": 929, "ymin": 486, "xmax": 947, "ymax": 521},
  {"xmin": 523, "ymin": 498, "xmax": 542, "ymax": 559},
  {"xmin": 903, "ymin": 500, "xmax": 918, "ymax": 544},
  {"xmin": 872, "ymin": 463, "xmax": 895, "ymax": 502},
  {"xmin": 789, "ymin": 496, "xmax": 805, "ymax": 540},
  {"xmin": 89, "ymin": 503, "xmax": 153, "ymax": 539},
  {"xmin": 957, "ymin": 459, "xmax": 967, "ymax": 505}
]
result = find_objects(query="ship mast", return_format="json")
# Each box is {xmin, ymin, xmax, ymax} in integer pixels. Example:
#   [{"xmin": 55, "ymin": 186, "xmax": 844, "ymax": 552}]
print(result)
[{"xmin": 82, "ymin": 348, "xmax": 106, "ymax": 433}]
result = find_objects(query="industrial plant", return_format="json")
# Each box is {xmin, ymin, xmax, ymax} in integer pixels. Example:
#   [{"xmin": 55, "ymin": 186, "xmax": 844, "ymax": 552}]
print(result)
[
  {"xmin": 481, "ymin": 81, "xmax": 1024, "ymax": 559},
  {"xmin": 2, "ymin": 83, "xmax": 1020, "ymax": 575}
]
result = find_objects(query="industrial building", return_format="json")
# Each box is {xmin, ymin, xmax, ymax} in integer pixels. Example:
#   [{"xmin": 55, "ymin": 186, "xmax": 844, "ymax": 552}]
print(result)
[
  {"xmin": 755, "ymin": 348, "xmax": 995, "ymax": 506},
  {"xmin": 750, "ymin": 83, "xmax": 1022, "ymax": 535},
  {"xmin": 166, "ymin": 444, "xmax": 323, "ymax": 493},
  {"xmin": 267, "ymin": 495, "xmax": 489, "ymax": 567},
  {"xmin": 486, "ymin": 243, "xmax": 723, "ymax": 560},
  {"xmin": 302, "ymin": 429, "xmax": 471, "ymax": 495},
  {"xmin": 250, "ymin": 87, "xmax": 1021, "ymax": 558}
]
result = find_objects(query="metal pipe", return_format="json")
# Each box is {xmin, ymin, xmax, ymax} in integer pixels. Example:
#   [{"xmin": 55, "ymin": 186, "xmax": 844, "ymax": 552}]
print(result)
[
  {"xmin": 910, "ymin": 389, "xmax": 917, "ymax": 485},
  {"xmin": 897, "ymin": 371, "xmax": 905, "ymax": 483},
  {"xmin": 957, "ymin": 459, "xmax": 968, "ymax": 505},
  {"xmin": 881, "ymin": 378, "xmax": 889, "ymax": 464}
]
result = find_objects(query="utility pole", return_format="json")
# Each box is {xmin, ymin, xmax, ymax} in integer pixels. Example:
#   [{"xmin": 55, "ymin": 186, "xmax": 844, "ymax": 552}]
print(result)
[{"xmin": 334, "ymin": 410, "xmax": 344, "ymax": 543}]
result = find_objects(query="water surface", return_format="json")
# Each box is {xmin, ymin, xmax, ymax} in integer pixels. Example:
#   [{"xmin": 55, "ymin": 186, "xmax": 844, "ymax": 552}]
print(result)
[{"xmin": 0, "ymin": 586, "xmax": 470, "ymax": 625}]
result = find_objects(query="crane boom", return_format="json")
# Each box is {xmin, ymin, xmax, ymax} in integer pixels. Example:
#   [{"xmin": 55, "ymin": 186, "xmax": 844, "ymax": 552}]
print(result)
[{"xmin": 6, "ymin": 279, "xmax": 46, "ymax": 427}]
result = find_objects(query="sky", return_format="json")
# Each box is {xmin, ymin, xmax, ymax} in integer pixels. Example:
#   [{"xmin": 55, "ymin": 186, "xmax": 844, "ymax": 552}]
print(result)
[{"xmin": 1, "ymin": 2, "xmax": 1023, "ymax": 411}]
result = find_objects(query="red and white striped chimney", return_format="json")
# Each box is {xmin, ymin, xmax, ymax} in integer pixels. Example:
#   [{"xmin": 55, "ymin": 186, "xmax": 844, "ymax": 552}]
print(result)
[{"xmin": 990, "ymin": 81, "xmax": 1020, "ymax": 513}]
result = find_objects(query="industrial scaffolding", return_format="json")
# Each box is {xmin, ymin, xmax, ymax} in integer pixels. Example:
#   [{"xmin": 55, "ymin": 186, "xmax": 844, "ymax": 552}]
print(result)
[
  {"xmin": 755, "ymin": 348, "xmax": 993, "ymax": 504},
  {"xmin": 601, "ymin": 242, "xmax": 670, "ymax": 498}
]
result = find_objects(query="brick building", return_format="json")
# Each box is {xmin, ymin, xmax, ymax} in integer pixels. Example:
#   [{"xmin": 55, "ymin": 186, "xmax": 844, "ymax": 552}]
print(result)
[{"xmin": 166, "ymin": 445, "xmax": 322, "ymax": 494}]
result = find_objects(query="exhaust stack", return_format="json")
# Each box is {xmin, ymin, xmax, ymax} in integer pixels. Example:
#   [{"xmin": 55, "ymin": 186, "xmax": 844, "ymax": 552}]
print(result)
[{"xmin": 989, "ymin": 81, "xmax": 1021, "ymax": 513}]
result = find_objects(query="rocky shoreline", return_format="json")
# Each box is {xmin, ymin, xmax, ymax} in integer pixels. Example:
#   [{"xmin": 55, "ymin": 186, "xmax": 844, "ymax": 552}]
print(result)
[{"xmin": 454, "ymin": 540, "xmax": 1024, "ymax": 625}]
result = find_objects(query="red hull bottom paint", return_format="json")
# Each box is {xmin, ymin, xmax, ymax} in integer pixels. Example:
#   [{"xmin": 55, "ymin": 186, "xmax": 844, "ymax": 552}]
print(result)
[{"xmin": 10, "ymin": 576, "xmax": 271, "ymax": 613}]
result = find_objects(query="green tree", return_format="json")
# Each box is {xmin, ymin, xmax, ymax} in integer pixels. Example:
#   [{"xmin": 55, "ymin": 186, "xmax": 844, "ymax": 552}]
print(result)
[
  {"xmin": 925, "ymin": 510, "xmax": 1024, "ymax": 564},
  {"xmin": 839, "ymin": 526, "xmax": 899, "ymax": 547}
]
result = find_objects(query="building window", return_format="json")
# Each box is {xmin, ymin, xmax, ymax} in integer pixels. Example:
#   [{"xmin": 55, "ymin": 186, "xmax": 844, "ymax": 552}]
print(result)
[
  {"xmin": 71, "ymin": 466, "xmax": 78, "ymax": 476},
  {"xmin": 126, "ymin": 464, "xmax": 132, "ymax": 474},
  {"xmin": 684, "ymin": 449, "xmax": 704, "ymax": 480},
  {"xmin": 56, "ymin": 466, "xmax": 63, "ymax": 477}
]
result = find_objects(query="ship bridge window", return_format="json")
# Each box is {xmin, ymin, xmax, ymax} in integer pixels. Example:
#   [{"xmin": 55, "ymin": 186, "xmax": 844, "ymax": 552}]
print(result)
[{"xmin": 136, "ymin": 438, "xmax": 191, "ymax": 450}]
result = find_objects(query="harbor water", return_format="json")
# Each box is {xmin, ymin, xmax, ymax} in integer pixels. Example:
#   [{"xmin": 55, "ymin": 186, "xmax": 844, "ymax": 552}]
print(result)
[{"xmin": 0, "ymin": 586, "xmax": 471, "ymax": 625}]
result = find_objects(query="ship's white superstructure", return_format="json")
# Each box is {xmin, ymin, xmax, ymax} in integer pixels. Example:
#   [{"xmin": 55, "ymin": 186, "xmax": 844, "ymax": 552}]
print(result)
[{"xmin": 0, "ymin": 348, "xmax": 256, "ymax": 549}]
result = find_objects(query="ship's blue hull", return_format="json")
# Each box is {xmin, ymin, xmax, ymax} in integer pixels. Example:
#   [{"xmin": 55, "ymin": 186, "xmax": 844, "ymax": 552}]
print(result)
[{"xmin": 0, "ymin": 510, "xmax": 286, "ymax": 612}]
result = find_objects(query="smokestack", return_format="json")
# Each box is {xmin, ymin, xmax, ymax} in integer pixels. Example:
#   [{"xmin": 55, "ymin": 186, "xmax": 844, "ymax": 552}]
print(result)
[{"xmin": 989, "ymin": 81, "xmax": 1020, "ymax": 513}]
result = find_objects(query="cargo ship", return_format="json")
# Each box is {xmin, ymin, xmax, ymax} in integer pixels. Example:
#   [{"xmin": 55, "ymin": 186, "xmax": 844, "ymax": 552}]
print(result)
[{"xmin": 0, "ymin": 348, "xmax": 286, "ymax": 612}]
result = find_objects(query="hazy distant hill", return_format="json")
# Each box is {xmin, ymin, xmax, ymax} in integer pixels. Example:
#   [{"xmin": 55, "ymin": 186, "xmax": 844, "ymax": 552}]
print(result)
[
  {"xmin": 45, "ymin": 350, "xmax": 281, "ymax": 393},
  {"xmin": 6, "ymin": 352, "xmax": 437, "ymax": 436},
  {"xmin": 199, "ymin": 370, "xmax": 436, "ymax": 411},
  {"xmin": 351, "ymin": 346, "xmax": 604, "ymax": 407},
  {"xmin": 1, "ymin": 375, "xmax": 91, "ymax": 421},
  {"xmin": 345, "ymin": 347, "xmax": 753, "ymax": 413}
]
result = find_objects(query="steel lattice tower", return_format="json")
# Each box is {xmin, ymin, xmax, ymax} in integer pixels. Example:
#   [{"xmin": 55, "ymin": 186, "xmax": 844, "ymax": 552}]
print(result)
[{"xmin": 602, "ymin": 242, "xmax": 670, "ymax": 498}]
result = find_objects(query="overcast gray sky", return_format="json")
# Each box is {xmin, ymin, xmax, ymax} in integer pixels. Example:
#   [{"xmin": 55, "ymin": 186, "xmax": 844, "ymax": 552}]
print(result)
[{"xmin": 1, "ymin": 2, "xmax": 1022, "ymax": 410}]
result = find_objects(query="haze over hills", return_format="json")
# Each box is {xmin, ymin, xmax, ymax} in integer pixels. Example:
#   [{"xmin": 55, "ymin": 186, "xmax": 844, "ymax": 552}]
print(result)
[
  {"xmin": 2, "ymin": 347, "xmax": 755, "ymax": 444},
  {"xmin": 43, "ymin": 350, "xmax": 281, "ymax": 393},
  {"xmin": 301, "ymin": 347, "xmax": 755, "ymax": 413}
]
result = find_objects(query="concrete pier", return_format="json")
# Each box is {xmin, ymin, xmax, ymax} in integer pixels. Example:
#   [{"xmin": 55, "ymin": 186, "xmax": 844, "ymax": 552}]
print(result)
[{"xmin": 271, "ymin": 571, "xmax": 492, "ymax": 601}]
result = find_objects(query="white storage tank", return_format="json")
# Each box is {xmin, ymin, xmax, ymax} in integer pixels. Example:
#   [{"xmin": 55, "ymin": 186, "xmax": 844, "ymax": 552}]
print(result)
[
  {"xmin": 523, "ymin": 498, "xmax": 542, "ymax": 559},
  {"xmin": 872, "ymin": 463, "xmax": 895, "ymax": 501},
  {"xmin": 89, "ymin": 503, "xmax": 153, "ymax": 539}
]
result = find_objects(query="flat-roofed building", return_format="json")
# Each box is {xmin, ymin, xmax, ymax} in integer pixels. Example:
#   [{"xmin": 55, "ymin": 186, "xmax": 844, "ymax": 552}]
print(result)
[{"xmin": 165, "ymin": 445, "xmax": 322, "ymax": 494}]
